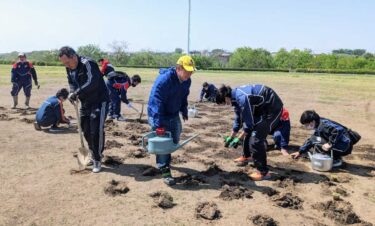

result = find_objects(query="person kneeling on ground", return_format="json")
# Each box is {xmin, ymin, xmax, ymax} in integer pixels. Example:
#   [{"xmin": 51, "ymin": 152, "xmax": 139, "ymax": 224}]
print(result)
[
  {"xmin": 106, "ymin": 71, "xmax": 141, "ymax": 121},
  {"xmin": 217, "ymin": 84, "xmax": 283, "ymax": 181},
  {"xmin": 270, "ymin": 107, "xmax": 291, "ymax": 156},
  {"xmin": 291, "ymin": 110, "xmax": 361, "ymax": 167},
  {"xmin": 34, "ymin": 88, "xmax": 70, "ymax": 131},
  {"xmin": 199, "ymin": 82, "xmax": 217, "ymax": 102}
]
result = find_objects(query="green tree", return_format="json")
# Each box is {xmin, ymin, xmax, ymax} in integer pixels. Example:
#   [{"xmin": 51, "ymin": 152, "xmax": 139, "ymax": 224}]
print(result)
[
  {"xmin": 229, "ymin": 47, "xmax": 273, "ymax": 69},
  {"xmin": 77, "ymin": 44, "xmax": 105, "ymax": 61},
  {"xmin": 108, "ymin": 40, "xmax": 129, "ymax": 66}
]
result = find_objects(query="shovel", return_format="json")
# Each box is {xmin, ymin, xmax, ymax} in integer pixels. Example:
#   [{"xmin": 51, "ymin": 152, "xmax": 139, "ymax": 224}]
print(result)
[{"xmin": 73, "ymin": 100, "xmax": 91, "ymax": 168}]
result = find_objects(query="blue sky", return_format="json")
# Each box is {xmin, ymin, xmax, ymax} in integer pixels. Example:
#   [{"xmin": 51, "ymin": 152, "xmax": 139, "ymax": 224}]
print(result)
[{"xmin": 0, "ymin": 0, "xmax": 374, "ymax": 53}]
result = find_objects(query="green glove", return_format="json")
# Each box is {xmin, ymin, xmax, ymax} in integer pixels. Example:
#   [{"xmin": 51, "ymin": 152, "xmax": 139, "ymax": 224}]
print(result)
[
  {"xmin": 229, "ymin": 137, "xmax": 241, "ymax": 148},
  {"xmin": 224, "ymin": 136, "xmax": 233, "ymax": 147}
]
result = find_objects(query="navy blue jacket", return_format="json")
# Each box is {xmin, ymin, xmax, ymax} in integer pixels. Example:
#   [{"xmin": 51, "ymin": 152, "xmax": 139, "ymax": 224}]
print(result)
[
  {"xmin": 147, "ymin": 67, "xmax": 191, "ymax": 128},
  {"xmin": 110, "ymin": 75, "xmax": 131, "ymax": 104},
  {"xmin": 231, "ymin": 84, "xmax": 283, "ymax": 133},
  {"xmin": 11, "ymin": 61, "xmax": 38, "ymax": 83},
  {"xmin": 299, "ymin": 118, "xmax": 351, "ymax": 153},
  {"xmin": 200, "ymin": 84, "xmax": 217, "ymax": 100},
  {"xmin": 36, "ymin": 96, "xmax": 67, "ymax": 126},
  {"xmin": 66, "ymin": 56, "xmax": 109, "ymax": 107}
]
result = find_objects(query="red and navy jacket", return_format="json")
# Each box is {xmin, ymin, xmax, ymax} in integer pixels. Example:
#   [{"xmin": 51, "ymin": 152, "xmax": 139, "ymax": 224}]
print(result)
[
  {"xmin": 100, "ymin": 59, "xmax": 115, "ymax": 78},
  {"xmin": 66, "ymin": 56, "xmax": 109, "ymax": 107},
  {"xmin": 11, "ymin": 61, "xmax": 38, "ymax": 83},
  {"xmin": 110, "ymin": 72, "xmax": 131, "ymax": 104}
]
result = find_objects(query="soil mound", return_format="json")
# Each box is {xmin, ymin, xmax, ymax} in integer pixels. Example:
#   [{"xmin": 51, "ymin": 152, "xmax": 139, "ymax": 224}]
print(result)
[
  {"xmin": 271, "ymin": 193, "xmax": 303, "ymax": 210},
  {"xmin": 149, "ymin": 191, "xmax": 175, "ymax": 209},
  {"xmin": 249, "ymin": 214, "xmax": 278, "ymax": 226},
  {"xmin": 195, "ymin": 201, "xmax": 221, "ymax": 220},
  {"xmin": 104, "ymin": 180, "xmax": 129, "ymax": 196},
  {"xmin": 219, "ymin": 184, "xmax": 253, "ymax": 201}
]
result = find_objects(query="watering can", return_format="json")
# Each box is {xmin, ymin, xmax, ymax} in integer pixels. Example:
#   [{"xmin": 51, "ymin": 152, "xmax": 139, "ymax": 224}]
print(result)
[
  {"xmin": 307, "ymin": 136, "xmax": 333, "ymax": 172},
  {"xmin": 142, "ymin": 131, "xmax": 200, "ymax": 155},
  {"xmin": 188, "ymin": 105, "xmax": 198, "ymax": 118}
]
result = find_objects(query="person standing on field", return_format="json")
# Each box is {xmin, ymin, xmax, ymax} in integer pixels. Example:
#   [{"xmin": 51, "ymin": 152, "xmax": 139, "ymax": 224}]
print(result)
[
  {"xmin": 59, "ymin": 46, "xmax": 109, "ymax": 173},
  {"xmin": 10, "ymin": 53, "xmax": 40, "ymax": 109}
]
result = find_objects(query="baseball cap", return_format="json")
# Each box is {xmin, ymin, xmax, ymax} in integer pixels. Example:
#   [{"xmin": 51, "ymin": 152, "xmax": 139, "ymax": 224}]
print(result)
[
  {"xmin": 18, "ymin": 53, "xmax": 26, "ymax": 57},
  {"xmin": 176, "ymin": 55, "xmax": 196, "ymax": 72}
]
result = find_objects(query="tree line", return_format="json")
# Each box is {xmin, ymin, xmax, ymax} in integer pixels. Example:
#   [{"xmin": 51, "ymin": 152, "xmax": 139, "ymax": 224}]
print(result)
[{"xmin": 1, "ymin": 44, "xmax": 375, "ymax": 73}]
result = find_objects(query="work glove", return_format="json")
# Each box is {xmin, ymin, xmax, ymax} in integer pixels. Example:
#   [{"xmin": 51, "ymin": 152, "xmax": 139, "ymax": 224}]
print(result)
[
  {"xmin": 229, "ymin": 137, "xmax": 241, "ymax": 148},
  {"xmin": 127, "ymin": 102, "xmax": 133, "ymax": 108},
  {"xmin": 68, "ymin": 92, "xmax": 77, "ymax": 104},
  {"xmin": 156, "ymin": 127, "xmax": 165, "ymax": 136},
  {"xmin": 182, "ymin": 115, "xmax": 188, "ymax": 122},
  {"xmin": 224, "ymin": 136, "xmax": 233, "ymax": 148},
  {"xmin": 35, "ymin": 81, "xmax": 40, "ymax": 89}
]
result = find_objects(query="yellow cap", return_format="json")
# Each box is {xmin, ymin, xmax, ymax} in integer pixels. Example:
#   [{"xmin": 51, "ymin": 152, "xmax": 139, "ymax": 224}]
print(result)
[{"xmin": 176, "ymin": 55, "xmax": 196, "ymax": 72}]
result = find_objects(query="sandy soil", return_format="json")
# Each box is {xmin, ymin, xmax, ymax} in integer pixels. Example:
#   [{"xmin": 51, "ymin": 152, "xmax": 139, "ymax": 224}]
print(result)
[{"xmin": 0, "ymin": 70, "xmax": 374, "ymax": 226}]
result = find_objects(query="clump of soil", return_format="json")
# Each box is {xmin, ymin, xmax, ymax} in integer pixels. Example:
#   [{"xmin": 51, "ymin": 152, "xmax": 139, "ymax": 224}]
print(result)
[
  {"xmin": 171, "ymin": 155, "xmax": 188, "ymax": 164},
  {"xmin": 248, "ymin": 214, "xmax": 278, "ymax": 226},
  {"xmin": 335, "ymin": 187, "xmax": 349, "ymax": 197},
  {"xmin": 104, "ymin": 180, "xmax": 129, "ymax": 196},
  {"xmin": 142, "ymin": 166, "xmax": 160, "ymax": 176},
  {"xmin": 273, "ymin": 178, "xmax": 298, "ymax": 189},
  {"xmin": 102, "ymin": 155, "xmax": 123, "ymax": 166},
  {"xmin": 128, "ymin": 149, "xmax": 148, "ymax": 158},
  {"xmin": 0, "ymin": 114, "xmax": 11, "ymax": 121},
  {"xmin": 175, "ymin": 174, "xmax": 207, "ymax": 187},
  {"xmin": 69, "ymin": 169, "xmax": 91, "ymax": 175},
  {"xmin": 149, "ymin": 191, "xmax": 175, "ymax": 209},
  {"xmin": 20, "ymin": 117, "xmax": 35, "ymax": 124},
  {"xmin": 105, "ymin": 140, "xmax": 123, "ymax": 149},
  {"xmin": 124, "ymin": 123, "xmax": 149, "ymax": 134},
  {"xmin": 129, "ymin": 135, "xmax": 142, "ymax": 146},
  {"xmin": 111, "ymin": 131, "xmax": 126, "ymax": 137},
  {"xmin": 195, "ymin": 201, "xmax": 221, "ymax": 220},
  {"xmin": 262, "ymin": 188, "xmax": 280, "ymax": 197},
  {"xmin": 201, "ymin": 164, "xmax": 223, "ymax": 176},
  {"xmin": 219, "ymin": 184, "xmax": 253, "ymax": 201},
  {"xmin": 220, "ymin": 169, "xmax": 250, "ymax": 181},
  {"xmin": 312, "ymin": 200, "xmax": 363, "ymax": 225},
  {"xmin": 271, "ymin": 193, "xmax": 303, "ymax": 210},
  {"xmin": 330, "ymin": 175, "xmax": 351, "ymax": 183}
]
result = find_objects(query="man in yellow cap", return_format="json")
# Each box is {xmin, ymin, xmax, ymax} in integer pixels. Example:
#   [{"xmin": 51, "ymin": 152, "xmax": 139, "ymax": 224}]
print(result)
[{"xmin": 147, "ymin": 55, "xmax": 196, "ymax": 186}]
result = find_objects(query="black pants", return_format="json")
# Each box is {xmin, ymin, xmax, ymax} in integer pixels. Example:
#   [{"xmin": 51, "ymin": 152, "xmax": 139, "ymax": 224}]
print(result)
[
  {"xmin": 242, "ymin": 107, "xmax": 283, "ymax": 174},
  {"xmin": 81, "ymin": 102, "xmax": 108, "ymax": 161}
]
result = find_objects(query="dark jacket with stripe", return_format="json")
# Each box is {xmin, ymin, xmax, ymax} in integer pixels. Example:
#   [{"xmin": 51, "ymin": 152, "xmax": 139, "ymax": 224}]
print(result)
[{"xmin": 66, "ymin": 56, "xmax": 109, "ymax": 108}]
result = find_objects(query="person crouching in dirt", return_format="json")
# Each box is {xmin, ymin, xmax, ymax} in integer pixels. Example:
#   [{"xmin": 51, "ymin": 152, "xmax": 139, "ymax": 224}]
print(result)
[
  {"xmin": 216, "ymin": 84, "xmax": 283, "ymax": 181},
  {"xmin": 269, "ymin": 107, "xmax": 291, "ymax": 156},
  {"xmin": 147, "ymin": 55, "xmax": 196, "ymax": 186},
  {"xmin": 59, "ymin": 46, "xmax": 110, "ymax": 173},
  {"xmin": 34, "ymin": 88, "xmax": 70, "ymax": 131},
  {"xmin": 98, "ymin": 58, "xmax": 116, "ymax": 78},
  {"xmin": 10, "ymin": 53, "xmax": 40, "ymax": 109},
  {"xmin": 229, "ymin": 108, "xmax": 290, "ymax": 166},
  {"xmin": 105, "ymin": 71, "xmax": 141, "ymax": 121},
  {"xmin": 199, "ymin": 82, "xmax": 217, "ymax": 102},
  {"xmin": 291, "ymin": 110, "xmax": 361, "ymax": 168}
]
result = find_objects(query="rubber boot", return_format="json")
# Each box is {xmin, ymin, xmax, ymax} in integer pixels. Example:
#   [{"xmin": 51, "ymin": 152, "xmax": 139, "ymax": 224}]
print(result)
[
  {"xmin": 25, "ymin": 96, "xmax": 30, "ymax": 109},
  {"xmin": 11, "ymin": 96, "xmax": 18, "ymax": 109}
]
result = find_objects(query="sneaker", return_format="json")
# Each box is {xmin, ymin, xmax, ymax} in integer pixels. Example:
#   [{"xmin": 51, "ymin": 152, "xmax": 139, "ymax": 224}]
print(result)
[
  {"xmin": 34, "ymin": 122, "xmax": 41, "ymax": 131},
  {"xmin": 117, "ymin": 115, "xmax": 127, "ymax": 121},
  {"xmin": 160, "ymin": 167, "xmax": 176, "ymax": 186},
  {"xmin": 249, "ymin": 171, "xmax": 271, "ymax": 181},
  {"xmin": 110, "ymin": 114, "xmax": 119, "ymax": 119},
  {"xmin": 332, "ymin": 159, "xmax": 343, "ymax": 168},
  {"xmin": 234, "ymin": 156, "xmax": 253, "ymax": 163},
  {"xmin": 92, "ymin": 161, "xmax": 101, "ymax": 173}
]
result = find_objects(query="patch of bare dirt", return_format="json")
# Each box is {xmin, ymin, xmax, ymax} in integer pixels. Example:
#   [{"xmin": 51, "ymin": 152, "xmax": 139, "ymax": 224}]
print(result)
[
  {"xmin": 220, "ymin": 169, "xmax": 250, "ymax": 181},
  {"xmin": 128, "ymin": 148, "xmax": 148, "ymax": 158},
  {"xmin": 219, "ymin": 184, "xmax": 253, "ymax": 201},
  {"xmin": 149, "ymin": 191, "xmax": 175, "ymax": 209},
  {"xmin": 201, "ymin": 164, "xmax": 223, "ymax": 176},
  {"xmin": 248, "ymin": 214, "xmax": 278, "ymax": 226},
  {"xmin": 19, "ymin": 117, "xmax": 35, "ymax": 124},
  {"xmin": 262, "ymin": 188, "xmax": 280, "ymax": 197},
  {"xmin": 69, "ymin": 169, "xmax": 91, "ymax": 175},
  {"xmin": 312, "ymin": 200, "xmax": 369, "ymax": 225},
  {"xmin": 111, "ymin": 131, "xmax": 127, "ymax": 137},
  {"xmin": 105, "ymin": 140, "xmax": 123, "ymax": 149},
  {"xmin": 171, "ymin": 155, "xmax": 188, "ymax": 164},
  {"xmin": 141, "ymin": 166, "xmax": 160, "ymax": 176},
  {"xmin": 104, "ymin": 180, "xmax": 129, "ymax": 196},
  {"xmin": 195, "ymin": 201, "xmax": 221, "ymax": 220},
  {"xmin": 175, "ymin": 174, "xmax": 207, "ymax": 187},
  {"xmin": 271, "ymin": 193, "xmax": 303, "ymax": 210},
  {"xmin": 0, "ymin": 113, "xmax": 13, "ymax": 121},
  {"xmin": 102, "ymin": 155, "xmax": 124, "ymax": 166}
]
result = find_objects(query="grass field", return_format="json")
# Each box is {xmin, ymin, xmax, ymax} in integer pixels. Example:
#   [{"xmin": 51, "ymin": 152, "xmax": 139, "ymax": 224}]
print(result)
[{"xmin": 0, "ymin": 64, "xmax": 374, "ymax": 225}]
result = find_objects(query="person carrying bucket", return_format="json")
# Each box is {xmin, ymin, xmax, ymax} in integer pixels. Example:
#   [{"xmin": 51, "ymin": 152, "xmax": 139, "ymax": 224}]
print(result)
[
  {"xmin": 291, "ymin": 110, "xmax": 361, "ymax": 168},
  {"xmin": 147, "ymin": 55, "xmax": 196, "ymax": 186}
]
